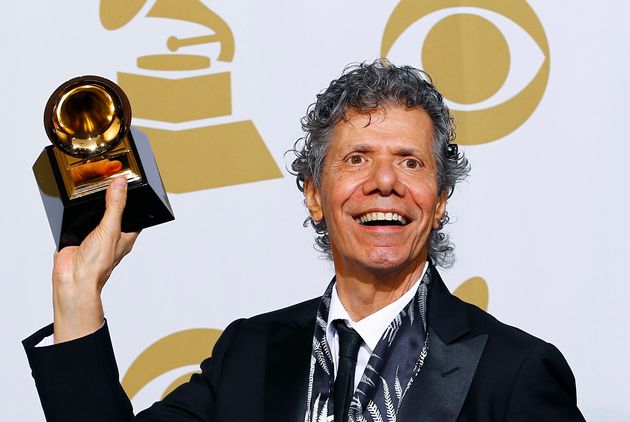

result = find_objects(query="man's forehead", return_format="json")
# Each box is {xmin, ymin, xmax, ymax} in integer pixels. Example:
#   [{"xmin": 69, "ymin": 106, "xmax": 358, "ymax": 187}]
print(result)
[{"xmin": 330, "ymin": 106, "xmax": 435, "ymax": 148}]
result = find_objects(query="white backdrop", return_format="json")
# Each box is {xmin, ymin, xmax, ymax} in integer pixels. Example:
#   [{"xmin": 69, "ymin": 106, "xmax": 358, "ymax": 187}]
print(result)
[{"xmin": 1, "ymin": 1, "xmax": 629, "ymax": 420}]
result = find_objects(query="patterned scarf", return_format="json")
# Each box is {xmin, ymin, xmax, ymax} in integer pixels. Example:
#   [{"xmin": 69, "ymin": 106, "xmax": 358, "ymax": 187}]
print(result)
[{"xmin": 304, "ymin": 267, "xmax": 431, "ymax": 422}]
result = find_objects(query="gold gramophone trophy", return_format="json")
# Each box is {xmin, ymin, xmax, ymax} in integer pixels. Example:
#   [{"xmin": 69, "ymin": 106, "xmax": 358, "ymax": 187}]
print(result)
[{"xmin": 33, "ymin": 75, "xmax": 175, "ymax": 250}]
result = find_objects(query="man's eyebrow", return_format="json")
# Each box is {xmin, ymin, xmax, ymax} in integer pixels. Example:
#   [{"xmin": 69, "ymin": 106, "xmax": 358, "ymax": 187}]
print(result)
[
  {"xmin": 396, "ymin": 147, "xmax": 425, "ymax": 156},
  {"xmin": 345, "ymin": 143, "xmax": 373, "ymax": 152},
  {"xmin": 342, "ymin": 144, "xmax": 426, "ymax": 156}
]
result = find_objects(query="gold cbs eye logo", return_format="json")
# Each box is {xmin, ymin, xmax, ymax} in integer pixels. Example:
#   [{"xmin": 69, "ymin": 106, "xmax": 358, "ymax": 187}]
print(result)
[{"xmin": 381, "ymin": 0, "xmax": 550, "ymax": 145}]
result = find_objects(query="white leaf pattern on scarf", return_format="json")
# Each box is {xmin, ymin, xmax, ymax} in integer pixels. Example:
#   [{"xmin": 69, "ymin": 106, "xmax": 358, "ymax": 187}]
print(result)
[
  {"xmin": 313, "ymin": 338, "xmax": 331, "ymax": 376},
  {"xmin": 393, "ymin": 367, "xmax": 403, "ymax": 403},
  {"xmin": 367, "ymin": 401, "xmax": 384, "ymax": 422},
  {"xmin": 380, "ymin": 377, "xmax": 397, "ymax": 422}
]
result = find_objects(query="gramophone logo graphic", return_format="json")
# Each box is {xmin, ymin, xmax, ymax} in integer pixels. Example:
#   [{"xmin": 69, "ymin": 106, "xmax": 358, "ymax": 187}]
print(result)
[{"xmin": 100, "ymin": 0, "xmax": 282, "ymax": 193}]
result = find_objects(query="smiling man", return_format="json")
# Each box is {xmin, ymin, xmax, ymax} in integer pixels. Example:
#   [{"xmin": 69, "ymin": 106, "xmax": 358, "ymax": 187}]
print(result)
[
  {"xmin": 304, "ymin": 106, "xmax": 447, "ymax": 321},
  {"xmin": 24, "ymin": 60, "xmax": 585, "ymax": 421}
]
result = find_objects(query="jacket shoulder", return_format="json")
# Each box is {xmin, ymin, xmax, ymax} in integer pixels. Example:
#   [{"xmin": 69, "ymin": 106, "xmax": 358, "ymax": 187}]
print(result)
[
  {"xmin": 246, "ymin": 297, "xmax": 320, "ymax": 325},
  {"xmin": 461, "ymin": 296, "xmax": 549, "ymax": 350},
  {"xmin": 454, "ymin": 298, "xmax": 584, "ymax": 420},
  {"xmin": 217, "ymin": 297, "xmax": 319, "ymax": 347}
]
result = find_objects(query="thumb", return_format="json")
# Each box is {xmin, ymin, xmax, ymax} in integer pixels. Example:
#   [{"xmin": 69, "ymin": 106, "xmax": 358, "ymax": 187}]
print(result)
[{"xmin": 99, "ymin": 176, "xmax": 128, "ymax": 236}]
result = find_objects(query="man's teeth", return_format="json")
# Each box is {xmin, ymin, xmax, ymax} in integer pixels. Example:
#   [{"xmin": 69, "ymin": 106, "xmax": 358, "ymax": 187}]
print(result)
[{"xmin": 355, "ymin": 212, "xmax": 408, "ymax": 225}]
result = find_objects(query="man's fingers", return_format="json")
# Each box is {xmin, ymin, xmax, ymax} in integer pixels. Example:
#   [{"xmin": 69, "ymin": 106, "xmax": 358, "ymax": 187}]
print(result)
[{"xmin": 99, "ymin": 177, "xmax": 128, "ymax": 237}]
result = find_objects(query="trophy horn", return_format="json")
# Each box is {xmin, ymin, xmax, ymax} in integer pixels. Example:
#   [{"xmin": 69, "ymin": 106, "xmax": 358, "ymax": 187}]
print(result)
[{"xmin": 44, "ymin": 76, "xmax": 132, "ymax": 160}]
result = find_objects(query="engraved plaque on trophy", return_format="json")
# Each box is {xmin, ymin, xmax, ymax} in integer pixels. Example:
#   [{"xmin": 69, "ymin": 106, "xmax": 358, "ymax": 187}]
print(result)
[{"xmin": 33, "ymin": 75, "xmax": 175, "ymax": 250}]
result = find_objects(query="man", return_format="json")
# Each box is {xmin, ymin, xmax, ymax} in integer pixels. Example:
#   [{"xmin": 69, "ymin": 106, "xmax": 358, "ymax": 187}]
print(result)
[{"xmin": 24, "ymin": 61, "xmax": 585, "ymax": 421}]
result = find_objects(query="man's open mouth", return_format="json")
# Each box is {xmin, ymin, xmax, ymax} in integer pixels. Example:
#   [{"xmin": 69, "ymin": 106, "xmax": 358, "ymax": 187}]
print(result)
[{"xmin": 354, "ymin": 212, "xmax": 408, "ymax": 226}]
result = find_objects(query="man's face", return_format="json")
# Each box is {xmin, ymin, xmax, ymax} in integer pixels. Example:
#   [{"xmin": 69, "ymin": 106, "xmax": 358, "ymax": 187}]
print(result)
[{"xmin": 305, "ymin": 105, "xmax": 447, "ymax": 276}]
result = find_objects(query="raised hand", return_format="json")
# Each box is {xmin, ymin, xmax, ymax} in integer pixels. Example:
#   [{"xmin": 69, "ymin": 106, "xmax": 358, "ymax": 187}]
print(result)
[{"xmin": 52, "ymin": 176, "xmax": 139, "ymax": 343}]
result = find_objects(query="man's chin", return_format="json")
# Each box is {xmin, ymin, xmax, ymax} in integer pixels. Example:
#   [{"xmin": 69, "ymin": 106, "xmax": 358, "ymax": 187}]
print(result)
[{"xmin": 349, "ymin": 249, "xmax": 423, "ymax": 274}]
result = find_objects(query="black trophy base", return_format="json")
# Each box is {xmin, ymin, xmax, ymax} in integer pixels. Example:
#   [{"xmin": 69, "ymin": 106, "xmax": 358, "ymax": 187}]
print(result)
[{"xmin": 34, "ymin": 128, "xmax": 175, "ymax": 250}]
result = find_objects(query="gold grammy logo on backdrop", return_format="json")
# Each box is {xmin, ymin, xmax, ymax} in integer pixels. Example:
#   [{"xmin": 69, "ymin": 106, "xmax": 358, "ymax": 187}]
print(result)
[
  {"xmin": 122, "ymin": 328, "xmax": 224, "ymax": 400},
  {"xmin": 382, "ymin": 0, "xmax": 550, "ymax": 145},
  {"xmin": 100, "ymin": 0, "xmax": 282, "ymax": 192},
  {"xmin": 121, "ymin": 278, "xmax": 488, "ymax": 399}
]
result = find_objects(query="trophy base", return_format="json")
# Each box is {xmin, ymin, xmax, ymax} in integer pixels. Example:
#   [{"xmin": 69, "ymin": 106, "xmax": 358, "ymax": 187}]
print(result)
[{"xmin": 34, "ymin": 128, "xmax": 175, "ymax": 250}]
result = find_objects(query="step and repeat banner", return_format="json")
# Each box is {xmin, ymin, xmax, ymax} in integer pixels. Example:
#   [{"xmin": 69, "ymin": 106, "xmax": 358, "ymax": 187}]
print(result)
[{"xmin": 2, "ymin": 1, "xmax": 628, "ymax": 420}]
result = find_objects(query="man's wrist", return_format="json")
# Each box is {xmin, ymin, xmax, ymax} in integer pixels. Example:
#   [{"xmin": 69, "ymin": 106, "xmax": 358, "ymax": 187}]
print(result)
[
  {"xmin": 53, "ymin": 312, "xmax": 105, "ymax": 344},
  {"xmin": 52, "ymin": 292, "xmax": 104, "ymax": 343}
]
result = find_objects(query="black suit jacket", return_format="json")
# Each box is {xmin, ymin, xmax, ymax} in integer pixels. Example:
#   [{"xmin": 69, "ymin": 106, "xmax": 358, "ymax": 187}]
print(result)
[{"xmin": 23, "ymin": 269, "xmax": 585, "ymax": 421}]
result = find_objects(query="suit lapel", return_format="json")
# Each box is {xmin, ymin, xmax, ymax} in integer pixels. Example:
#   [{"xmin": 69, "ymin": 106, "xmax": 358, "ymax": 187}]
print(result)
[
  {"xmin": 397, "ymin": 329, "xmax": 487, "ymax": 421},
  {"xmin": 264, "ymin": 299, "xmax": 318, "ymax": 422},
  {"xmin": 397, "ymin": 266, "xmax": 487, "ymax": 422}
]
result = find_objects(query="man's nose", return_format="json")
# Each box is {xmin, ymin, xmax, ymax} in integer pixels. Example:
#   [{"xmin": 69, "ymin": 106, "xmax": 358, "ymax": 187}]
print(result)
[{"xmin": 363, "ymin": 159, "xmax": 405, "ymax": 196}]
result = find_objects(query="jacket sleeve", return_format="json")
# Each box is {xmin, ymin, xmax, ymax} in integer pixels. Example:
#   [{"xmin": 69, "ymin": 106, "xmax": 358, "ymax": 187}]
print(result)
[
  {"xmin": 504, "ymin": 341, "xmax": 586, "ymax": 421},
  {"xmin": 23, "ymin": 319, "xmax": 243, "ymax": 422}
]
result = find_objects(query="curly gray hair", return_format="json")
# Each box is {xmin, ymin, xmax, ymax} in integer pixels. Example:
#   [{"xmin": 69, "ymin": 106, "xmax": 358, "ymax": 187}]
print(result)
[{"xmin": 291, "ymin": 60, "xmax": 470, "ymax": 267}]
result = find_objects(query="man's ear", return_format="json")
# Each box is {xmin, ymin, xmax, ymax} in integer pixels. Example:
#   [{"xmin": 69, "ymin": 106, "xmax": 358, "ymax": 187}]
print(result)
[
  {"xmin": 433, "ymin": 191, "xmax": 448, "ymax": 230},
  {"xmin": 304, "ymin": 178, "xmax": 324, "ymax": 222}
]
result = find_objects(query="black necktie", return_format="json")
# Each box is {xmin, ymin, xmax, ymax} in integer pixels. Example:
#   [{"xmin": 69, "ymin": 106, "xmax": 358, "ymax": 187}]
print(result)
[{"xmin": 333, "ymin": 320, "xmax": 363, "ymax": 422}]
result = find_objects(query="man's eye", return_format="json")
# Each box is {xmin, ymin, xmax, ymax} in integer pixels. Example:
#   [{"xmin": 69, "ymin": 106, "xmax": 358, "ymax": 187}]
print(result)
[
  {"xmin": 347, "ymin": 155, "xmax": 364, "ymax": 165},
  {"xmin": 404, "ymin": 158, "xmax": 421, "ymax": 169}
]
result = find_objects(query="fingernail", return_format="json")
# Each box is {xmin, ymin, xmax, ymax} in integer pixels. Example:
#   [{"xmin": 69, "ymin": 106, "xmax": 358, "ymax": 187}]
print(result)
[{"xmin": 113, "ymin": 177, "xmax": 126, "ymax": 190}]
